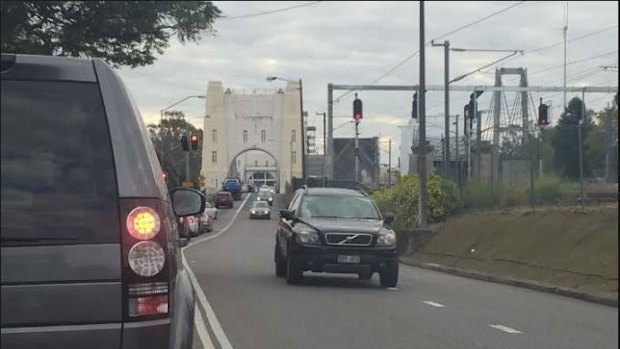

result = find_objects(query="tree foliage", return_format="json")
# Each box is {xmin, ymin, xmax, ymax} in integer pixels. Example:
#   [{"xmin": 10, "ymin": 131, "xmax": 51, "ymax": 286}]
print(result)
[
  {"xmin": 371, "ymin": 174, "xmax": 460, "ymax": 231},
  {"xmin": 1, "ymin": 1, "xmax": 221, "ymax": 67},
  {"xmin": 551, "ymin": 97, "xmax": 596, "ymax": 179}
]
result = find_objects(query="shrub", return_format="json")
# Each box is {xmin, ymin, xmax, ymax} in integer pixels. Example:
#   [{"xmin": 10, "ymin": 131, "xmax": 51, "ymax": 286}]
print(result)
[
  {"xmin": 534, "ymin": 175, "xmax": 577, "ymax": 205},
  {"xmin": 371, "ymin": 174, "xmax": 460, "ymax": 230}
]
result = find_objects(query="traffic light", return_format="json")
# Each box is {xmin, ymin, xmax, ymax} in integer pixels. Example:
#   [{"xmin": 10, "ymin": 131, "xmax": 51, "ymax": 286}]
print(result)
[
  {"xmin": 411, "ymin": 92, "xmax": 418, "ymax": 119},
  {"xmin": 180, "ymin": 134, "xmax": 189, "ymax": 151},
  {"xmin": 353, "ymin": 93, "xmax": 363, "ymax": 121},
  {"xmin": 190, "ymin": 133, "xmax": 199, "ymax": 151},
  {"xmin": 466, "ymin": 100, "xmax": 475, "ymax": 120},
  {"xmin": 538, "ymin": 98, "xmax": 549, "ymax": 126},
  {"xmin": 463, "ymin": 104, "xmax": 469, "ymax": 134}
]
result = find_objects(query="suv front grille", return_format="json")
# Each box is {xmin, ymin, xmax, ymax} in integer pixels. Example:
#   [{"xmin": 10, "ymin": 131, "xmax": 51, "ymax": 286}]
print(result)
[{"xmin": 324, "ymin": 233, "xmax": 373, "ymax": 246}]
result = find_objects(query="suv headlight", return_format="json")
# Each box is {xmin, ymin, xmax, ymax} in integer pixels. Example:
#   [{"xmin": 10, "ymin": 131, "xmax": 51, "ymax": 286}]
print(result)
[
  {"xmin": 376, "ymin": 228, "xmax": 397, "ymax": 247},
  {"xmin": 295, "ymin": 227, "xmax": 321, "ymax": 245}
]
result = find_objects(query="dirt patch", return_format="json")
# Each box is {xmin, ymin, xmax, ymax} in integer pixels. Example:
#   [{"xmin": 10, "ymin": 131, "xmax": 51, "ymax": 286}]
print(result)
[{"xmin": 402, "ymin": 204, "xmax": 618, "ymax": 296}]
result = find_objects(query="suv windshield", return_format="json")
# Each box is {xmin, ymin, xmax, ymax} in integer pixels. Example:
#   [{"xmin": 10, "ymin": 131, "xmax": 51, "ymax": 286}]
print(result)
[{"xmin": 299, "ymin": 195, "xmax": 381, "ymax": 220}]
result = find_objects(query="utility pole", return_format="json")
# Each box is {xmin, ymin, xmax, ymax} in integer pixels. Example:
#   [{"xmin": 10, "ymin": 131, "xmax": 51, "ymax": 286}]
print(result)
[
  {"xmin": 441, "ymin": 135, "xmax": 446, "ymax": 177},
  {"xmin": 185, "ymin": 132, "xmax": 191, "ymax": 182},
  {"xmin": 578, "ymin": 88, "xmax": 585, "ymax": 207},
  {"xmin": 432, "ymin": 40, "xmax": 450, "ymax": 180},
  {"xmin": 605, "ymin": 103, "xmax": 612, "ymax": 182},
  {"xmin": 418, "ymin": 0, "xmax": 428, "ymax": 228},
  {"xmin": 467, "ymin": 114, "xmax": 472, "ymax": 182},
  {"xmin": 454, "ymin": 114, "xmax": 460, "ymax": 186},
  {"xmin": 355, "ymin": 120, "xmax": 360, "ymax": 182},
  {"xmin": 388, "ymin": 138, "xmax": 392, "ymax": 186},
  {"xmin": 475, "ymin": 95, "xmax": 481, "ymax": 180},
  {"xmin": 563, "ymin": 2, "xmax": 568, "ymax": 112},
  {"xmin": 528, "ymin": 123, "xmax": 535, "ymax": 211}
]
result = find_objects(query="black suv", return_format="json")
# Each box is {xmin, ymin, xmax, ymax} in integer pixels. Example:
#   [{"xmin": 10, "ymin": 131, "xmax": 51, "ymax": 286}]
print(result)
[
  {"xmin": 1, "ymin": 53, "xmax": 204, "ymax": 349},
  {"xmin": 274, "ymin": 186, "xmax": 398, "ymax": 287}
]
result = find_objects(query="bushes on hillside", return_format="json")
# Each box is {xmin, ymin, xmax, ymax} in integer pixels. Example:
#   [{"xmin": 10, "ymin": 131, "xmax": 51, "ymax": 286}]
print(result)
[{"xmin": 371, "ymin": 174, "xmax": 460, "ymax": 230}]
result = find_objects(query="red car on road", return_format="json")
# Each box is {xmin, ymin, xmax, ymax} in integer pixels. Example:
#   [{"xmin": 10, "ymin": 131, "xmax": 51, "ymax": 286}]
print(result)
[{"xmin": 215, "ymin": 191, "xmax": 234, "ymax": 209}]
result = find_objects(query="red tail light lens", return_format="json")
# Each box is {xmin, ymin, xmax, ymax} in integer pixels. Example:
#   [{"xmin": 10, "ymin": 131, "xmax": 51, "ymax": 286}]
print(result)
[
  {"xmin": 126, "ymin": 206, "xmax": 161, "ymax": 240},
  {"xmin": 128, "ymin": 295, "xmax": 169, "ymax": 317}
]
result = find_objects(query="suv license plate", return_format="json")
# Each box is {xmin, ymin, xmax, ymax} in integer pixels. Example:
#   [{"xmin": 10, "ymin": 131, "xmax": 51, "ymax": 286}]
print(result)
[{"xmin": 337, "ymin": 255, "xmax": 360, "ymax": 264}]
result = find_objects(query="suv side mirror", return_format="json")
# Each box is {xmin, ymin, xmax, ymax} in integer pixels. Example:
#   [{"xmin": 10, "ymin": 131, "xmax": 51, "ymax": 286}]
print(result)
[
  {"xmin": 279, "ymin": 209, "xmax": 293, "ymax": 220},
  {"xmin": 172, "ymin": 188, "xmax": 206, "ymax": 217},
  {"xmin": 384, "ymin": 212, "xmax": 395, "ymax": 224}
]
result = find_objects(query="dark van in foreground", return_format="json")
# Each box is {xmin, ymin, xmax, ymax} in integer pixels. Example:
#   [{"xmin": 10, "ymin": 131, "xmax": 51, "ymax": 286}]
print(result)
[{"xmin": 1, "ymin": 53, "xmax": 203, "ymax": 349}]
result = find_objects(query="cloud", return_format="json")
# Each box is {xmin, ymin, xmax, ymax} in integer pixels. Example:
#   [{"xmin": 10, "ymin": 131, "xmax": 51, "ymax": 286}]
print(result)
[{"xmin": 115, "ymin": 1, "xmax": 618, "ymax": 165}]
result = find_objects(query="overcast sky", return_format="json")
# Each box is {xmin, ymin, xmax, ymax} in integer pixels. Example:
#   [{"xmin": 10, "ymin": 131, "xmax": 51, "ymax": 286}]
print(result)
[{"xmin": 117, "ymin": 1, "xmax": 618, "ymax": 166}]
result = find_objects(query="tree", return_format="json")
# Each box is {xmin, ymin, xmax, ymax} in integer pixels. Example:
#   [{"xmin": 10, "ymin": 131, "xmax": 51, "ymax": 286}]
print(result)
[
  {"xmin": 551, "ymin": 97, "xmax": 595, "ymax": 179},
  {"xmin": 1, "ymin": 1, "xmax": 221, "ymax": 67},
  {"xmin": 585, "ymin": 106, "xmax": 619, "ymax": 179},
  {"xmin": 147, "ymin": 111, "xmax": 202, "ymax": 190}
]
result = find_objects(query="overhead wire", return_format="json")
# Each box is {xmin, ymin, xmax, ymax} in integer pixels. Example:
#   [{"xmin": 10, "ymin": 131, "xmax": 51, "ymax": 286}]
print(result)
[
  {"xmin": 219, "ymin": 1, "xmax": 323, "ymax": 20},
  {"xmin": 332, "ymin": 0, "xmax": 528, "ymax": 104}
]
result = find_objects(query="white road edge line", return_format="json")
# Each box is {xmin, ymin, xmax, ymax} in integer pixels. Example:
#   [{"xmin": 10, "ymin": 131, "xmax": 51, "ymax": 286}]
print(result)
[
  {"xmin": 489, "ymin": 324, "xmax": 523, "ymax": 334},
  {"xmin": 182, "ymin": 194, "xmax": 250, "ymax": 349},
  {"xmin": 422, "ymin": 301, "xmax": 445, "ymax": 308},
  {"xmin": 194, "ymin": 304, "xmax": 216, "ymax": 349}
]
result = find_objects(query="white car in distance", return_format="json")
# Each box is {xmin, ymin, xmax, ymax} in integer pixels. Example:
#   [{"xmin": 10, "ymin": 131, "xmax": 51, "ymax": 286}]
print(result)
[{"xmin": 204, "ymin": 201, "xmax": 218, "ymax": 219}]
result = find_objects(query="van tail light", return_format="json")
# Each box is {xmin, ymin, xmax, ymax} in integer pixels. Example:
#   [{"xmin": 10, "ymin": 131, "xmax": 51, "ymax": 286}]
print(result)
[
  {"xmin": 128, "ymin": 282, "xmax": 169, "ymax": 317},
  {"xmin": 120, "ymin": 199, "xmax": 173, "ymax": 321}
]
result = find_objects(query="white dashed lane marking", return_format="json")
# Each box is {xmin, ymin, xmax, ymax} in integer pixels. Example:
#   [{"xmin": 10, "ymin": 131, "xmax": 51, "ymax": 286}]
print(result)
[
  {"xmin": 489, "ymin": 324, "xmax": 523, "ymax": 334},
  {"xmin": 422, "ymin": 301, "xmax": 445, "ymax": 308}
]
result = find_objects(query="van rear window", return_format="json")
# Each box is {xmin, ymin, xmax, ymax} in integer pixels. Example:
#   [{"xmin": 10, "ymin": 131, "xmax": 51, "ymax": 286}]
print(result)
[{"xmin": 1, "ymin": 80, "xmax": 120, "ymax": 245}]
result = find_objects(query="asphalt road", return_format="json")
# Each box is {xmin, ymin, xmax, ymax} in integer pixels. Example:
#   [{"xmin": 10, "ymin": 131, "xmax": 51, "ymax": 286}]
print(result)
[{"xmin": 186, "ymin": 193, "xmax": 618, "ymax": 349}]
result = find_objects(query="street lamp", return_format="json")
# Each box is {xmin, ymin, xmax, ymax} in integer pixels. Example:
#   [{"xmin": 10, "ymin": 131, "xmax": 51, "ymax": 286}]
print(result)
[{"xmin": 266, "ymin": 76, "xmax": 306, "ymax": 180}]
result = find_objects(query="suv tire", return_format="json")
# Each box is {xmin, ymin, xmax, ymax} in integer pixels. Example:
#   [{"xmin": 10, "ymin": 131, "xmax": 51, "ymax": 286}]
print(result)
[
  {"xmin": 274, "ymin": 243, "xmax": 286, "ymax": 278},
  {"xmin": 285, "ymin": 253, "xmax": 302, "ymax": 285},
  {"xmin": 380, "ymin": 263, "xmax": 399, "ymax": 288}
]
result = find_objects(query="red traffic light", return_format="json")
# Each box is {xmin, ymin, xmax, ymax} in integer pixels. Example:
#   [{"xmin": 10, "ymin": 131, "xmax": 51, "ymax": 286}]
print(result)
[
  {"xmin": 353, "ymin": 94, "xmax": 363, "ymax": 121},
  {"xmin": 190, "ymin": 133, "xmax": 199, "ymax": 151}
]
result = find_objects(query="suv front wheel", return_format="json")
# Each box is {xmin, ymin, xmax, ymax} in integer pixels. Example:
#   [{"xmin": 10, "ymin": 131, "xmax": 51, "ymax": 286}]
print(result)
[
  {"xmin": 274, "ymin": 242, "xmax": 286, "ymax": 278},
  {"xmin": 285, "ymin": 251, "xmax": 303, "ymax": 285},
  {"xmin": 380, "ymin": 263, "xmax": 399, "ymax": 288}
]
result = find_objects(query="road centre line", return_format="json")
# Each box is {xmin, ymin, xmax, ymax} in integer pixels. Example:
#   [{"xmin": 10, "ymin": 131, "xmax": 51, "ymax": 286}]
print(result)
[
  {"xmin": 423, "ymin": 301, "xmax": 446, "ymax": 308},
  {"xmin": 489, "ymin": 324, "xmax": 523, "ymax": 334}
]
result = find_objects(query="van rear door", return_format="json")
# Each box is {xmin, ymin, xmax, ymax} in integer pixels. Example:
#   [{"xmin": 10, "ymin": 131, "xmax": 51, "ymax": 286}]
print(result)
[{"xmin": 1, "ymin": 75, "xmax": 123, "ymax": 349}]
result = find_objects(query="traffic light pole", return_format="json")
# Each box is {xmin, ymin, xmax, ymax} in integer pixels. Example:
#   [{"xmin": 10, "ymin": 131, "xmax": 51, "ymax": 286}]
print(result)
[
  {"xmin": 388, "ymin": 139, "xmax": 392, "ymax": 187},
  {"xmin": 355, "ymin": 121, "xmax": 360, "ymax": 182},
  {"xmin": 418, "ymin": 0, "xmax": 428, "ymax": 228},
  {"xmin": 186, "ymin": 150, "xmax": 190, "ymax": 182},
  {"xmin": 578, "ymin": 89, "xmax": 585, "ymax": 207},
  {"xmin": 454, "ymin": 114, "xmax": 460, "ymax": 186}
]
